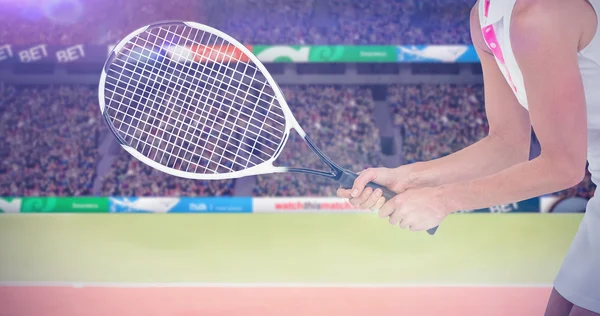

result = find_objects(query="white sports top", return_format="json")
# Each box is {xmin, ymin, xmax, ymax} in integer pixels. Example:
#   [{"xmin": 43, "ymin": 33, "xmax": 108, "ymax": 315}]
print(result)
[{"xmin": 479, "ymin": 0, "xmax": 600, "ymax": 312}]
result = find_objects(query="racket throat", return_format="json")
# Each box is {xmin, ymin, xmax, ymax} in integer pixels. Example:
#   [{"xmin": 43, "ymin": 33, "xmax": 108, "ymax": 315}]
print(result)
[
  {"xmin": 335, "ymin": 169, "xmax": 360, "ymax": 190},
  {"xmin": 303, "ymin": 135, "xmax": 343, "ymax": 171},
  {"xmin": 286, "ymin": 168, "xmax": 337, "ymax": 179}
]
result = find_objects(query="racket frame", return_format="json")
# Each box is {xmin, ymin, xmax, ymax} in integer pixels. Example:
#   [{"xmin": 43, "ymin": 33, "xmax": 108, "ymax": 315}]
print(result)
[
  {"xmin": 98, "ymin": 21, "xmax": 439, "ymax": 235},
  {"xmin": 99, "ymin": 21, "xmax": 309, "ymax": 181}
]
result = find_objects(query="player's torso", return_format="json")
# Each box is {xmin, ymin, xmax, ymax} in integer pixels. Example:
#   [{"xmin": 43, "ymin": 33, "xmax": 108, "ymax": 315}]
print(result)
[{"xmin": 478, "ymin": 0, "xmax": 600, "ymax": 188}]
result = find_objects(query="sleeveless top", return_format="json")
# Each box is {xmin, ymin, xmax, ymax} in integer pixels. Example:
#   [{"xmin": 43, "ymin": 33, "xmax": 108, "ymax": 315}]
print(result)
[{"xmin": 479, "ymin": 0, "xmax": 600, "ymax": 312}]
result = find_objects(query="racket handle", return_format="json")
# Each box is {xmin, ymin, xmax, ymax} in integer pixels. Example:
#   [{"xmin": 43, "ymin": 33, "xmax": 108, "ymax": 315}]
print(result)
[{"xmin": 338, "ymin": 170, "xmax": 439, "ymax": 235}]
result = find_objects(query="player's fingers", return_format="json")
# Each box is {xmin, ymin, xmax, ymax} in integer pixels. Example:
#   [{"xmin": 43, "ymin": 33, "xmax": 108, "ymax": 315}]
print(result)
[
  {"xmin": 388, "ymin": 207, "xmax": 404, "ymax": 225},
  {"xmin": 336, "ymin": 187, "xmax": 353, "ymax": 198},
  {"xmin": 408, "ymin": 223, "xmax": 427, "ymax": 232},
  {"xmin": 379, "ymin": 194, "xmax": 407, "ymax": 219},
  {"xmin": 399, "ymin": 216, "xmax": 415, "ymax": 230},
  {"xmin": 351, "ymin": 168, "xmax": 379, "ymax": 197},
  {"xmin": 369, "ymin": 196, "xmax": 386, "ymax": 212},
  {"xmin": 349, "ymin": 187, "xmax": 373, "ymax": 206},
  {"xmin": 378, "ymin": 199, "xmax": 396, "ymax": 218},
  {"xmin": 360, "ymin": 188, "xmax": 383, "ymax": 210}
]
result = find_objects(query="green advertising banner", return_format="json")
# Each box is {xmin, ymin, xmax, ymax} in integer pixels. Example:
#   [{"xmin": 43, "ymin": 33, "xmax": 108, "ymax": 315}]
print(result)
[
  {"xmin": 19, "ymin": 197, "xmax": 109, "ymax": 213},
  {"xmin": 252, "ymin": 45, "xmax": 398, "ymax": 63}
]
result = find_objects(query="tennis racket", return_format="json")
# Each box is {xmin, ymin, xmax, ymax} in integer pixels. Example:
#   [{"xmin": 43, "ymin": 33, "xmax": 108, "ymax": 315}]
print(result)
[{"xmin": 99, "ymin": 21, "xmax": 439, "ymax": 235}]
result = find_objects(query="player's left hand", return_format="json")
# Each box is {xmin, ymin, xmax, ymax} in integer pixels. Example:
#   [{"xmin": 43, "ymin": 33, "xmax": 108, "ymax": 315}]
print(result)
[{"xmin": 375, "ymin": 187, "xmax": 453, "ymax": 231}]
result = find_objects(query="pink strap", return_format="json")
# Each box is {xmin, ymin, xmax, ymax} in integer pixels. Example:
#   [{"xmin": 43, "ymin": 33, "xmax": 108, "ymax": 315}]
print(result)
[{"xmin": 482, "ymin": 24, "xmax": 518, "ymax": 93}]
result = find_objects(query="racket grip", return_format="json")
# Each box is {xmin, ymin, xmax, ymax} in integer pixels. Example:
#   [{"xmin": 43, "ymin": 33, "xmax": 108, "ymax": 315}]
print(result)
[{"xmin": 338, "ymin": 170, "xmax": 439, "ymax": 235}]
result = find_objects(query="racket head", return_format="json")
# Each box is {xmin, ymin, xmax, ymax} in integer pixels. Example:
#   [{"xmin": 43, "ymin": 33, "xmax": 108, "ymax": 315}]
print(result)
[{"xmin": 99, "ymin": 21, "xmax": 302, "ymax": 180}]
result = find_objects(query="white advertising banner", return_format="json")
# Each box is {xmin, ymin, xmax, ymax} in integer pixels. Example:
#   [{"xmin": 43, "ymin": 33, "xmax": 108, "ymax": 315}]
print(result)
[{"xmin": 252, "ymin": 197, "xmax": 370, "ymax": 213}]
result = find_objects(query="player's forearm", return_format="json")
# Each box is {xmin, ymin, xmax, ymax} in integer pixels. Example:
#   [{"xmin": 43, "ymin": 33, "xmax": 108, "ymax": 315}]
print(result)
[
  {"xmin": 406, "ymin": 133, "xmax": 530, "ymax": 188},
  {"xmin": 439, "ymin": 154, "xmax": 583, "ymax": 213}
]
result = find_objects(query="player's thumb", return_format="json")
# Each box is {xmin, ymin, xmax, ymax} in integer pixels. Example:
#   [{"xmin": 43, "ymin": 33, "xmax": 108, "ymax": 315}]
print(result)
[{"xmin": 351, "ymin": 168, "xmax": 387, "ymax": 197}]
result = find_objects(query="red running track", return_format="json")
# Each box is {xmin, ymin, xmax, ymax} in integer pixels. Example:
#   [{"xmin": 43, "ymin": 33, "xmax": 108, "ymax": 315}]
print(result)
[{"xmin": 0, "ymin": 286, "xmax": 552, "ymax": 316}]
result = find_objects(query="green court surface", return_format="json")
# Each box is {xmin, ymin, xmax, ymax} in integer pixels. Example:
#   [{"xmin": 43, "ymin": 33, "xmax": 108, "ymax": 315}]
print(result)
[{"xmin": 0, "ymin": 213, "xmax": 582, "ymax": 285}]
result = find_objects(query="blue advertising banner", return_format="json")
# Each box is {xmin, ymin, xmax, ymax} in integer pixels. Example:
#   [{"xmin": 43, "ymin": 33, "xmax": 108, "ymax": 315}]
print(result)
[
  {"xmin": 457, "ymin": 197, "xmax": 540, "ymax": 213},
  {"xmin": 109, "ymin": 197, "xmax": 253, "ymax": 213},
  {"xmin": 396, "ymin": 45, "xmax": 479, "ymax": 63}
]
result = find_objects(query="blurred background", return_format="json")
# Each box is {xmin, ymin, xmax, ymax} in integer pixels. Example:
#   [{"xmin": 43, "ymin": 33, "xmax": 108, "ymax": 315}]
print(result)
[
  {"xmin": 0, "ymin": 0, "xmax": 596, "ymax": 315},
  {"xmin": 0, "ymin": 0, "xmax": 594, "ymax": 206}
]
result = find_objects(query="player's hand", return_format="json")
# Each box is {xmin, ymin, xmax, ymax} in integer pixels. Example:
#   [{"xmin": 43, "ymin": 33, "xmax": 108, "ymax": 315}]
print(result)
[
  {"xmin": 378, "ymin": 187, "xmax": 451, "ymax": 231},
  {"xmin": 336, "ymin": 165, "xmax": 423, "ymax": 210}
]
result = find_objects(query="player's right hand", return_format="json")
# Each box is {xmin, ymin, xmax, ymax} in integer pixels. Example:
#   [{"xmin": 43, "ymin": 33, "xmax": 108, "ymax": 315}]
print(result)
[{"xmin": 337, "ymin": 165, "xmax": 418, "ymax": 211}]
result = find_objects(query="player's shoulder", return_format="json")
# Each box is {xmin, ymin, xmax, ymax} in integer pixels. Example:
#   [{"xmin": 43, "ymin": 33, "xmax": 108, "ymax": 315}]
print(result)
[
  {"xmin": 512, "ymin": 0, "xmax": 560, "ymax": 23},
  {"xmin": 511, "ymin": 0, "xmax": 586, "ymax": 47},
  {"xmin": 512, "ymin": 0, "xmax": 581, "ymax": 28}
]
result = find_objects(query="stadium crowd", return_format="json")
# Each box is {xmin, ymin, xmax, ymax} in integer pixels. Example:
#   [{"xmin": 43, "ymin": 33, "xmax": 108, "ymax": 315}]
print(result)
[
  {"xmin": 0, "ymin": 0, "xmax": 472, "ymax": 46},
  {"xmin": 0, "ymin": 0, "xmax": 204, "ymax": 45},
  {"xmin": 0, "ymin": 85, "xmax": 99, "ymax": 196},
  {"xmin": 207, "ymin": 0, "xmax": 473, "ymax": 45},
  {"xmin": 253, "ymin": 85, "xmax": 384, "ymax": 197},
  {"xmin": 0, "ymin": 84, "xmax": 594, "ymax": 199},
  {"xmin": 96, "ymin": 85, "xmax": 383, "ymax": 197},
  {"xmin": 98, "ymin": 154, "xmax": 236, "ymax": 197},
  {"xmin": 389, "ymin": 84, "xmax": 488, "ymax": 164}
]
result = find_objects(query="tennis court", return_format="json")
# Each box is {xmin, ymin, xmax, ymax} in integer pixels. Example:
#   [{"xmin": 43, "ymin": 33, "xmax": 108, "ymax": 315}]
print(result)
[
  {"xmin": 0, "ymin": 213, "xmax": 581, "ymax": 315},
  {"xmin": 0, "ymin": 284, "xmax": 551, "ymax": 315}
]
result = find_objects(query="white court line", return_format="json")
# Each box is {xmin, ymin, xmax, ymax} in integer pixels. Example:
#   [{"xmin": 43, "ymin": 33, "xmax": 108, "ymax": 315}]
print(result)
[{"xmin": 0, "ymin": 282, "xmax": 553, "ymax": 288}]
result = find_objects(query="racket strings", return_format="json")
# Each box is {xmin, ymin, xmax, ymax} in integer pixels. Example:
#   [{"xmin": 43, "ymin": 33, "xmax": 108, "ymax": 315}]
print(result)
[
  {"xmin": 117, "ymin": 25, "xmax": 282, "ymax": 116},
  {"xmin": 105, "ymin": 41, "xmax": 286, "ymax": 126},
  {"xmin": 108, "ymin": 26, "xmax": 253, "ymax": 160},
  {"xmin": 108, "ymin": 30, "xmax": 282, "ymax": 148},
  {"xmin": 110, "ymin": 27, "xmax": 231, "ymax": 172},
  {"xmin": 103, "ymin": 23, "xmax": 287, "ymax": 175},
  {"xmin": 105, "ymin": 88, "xmax": 282, "ymax": 157}
]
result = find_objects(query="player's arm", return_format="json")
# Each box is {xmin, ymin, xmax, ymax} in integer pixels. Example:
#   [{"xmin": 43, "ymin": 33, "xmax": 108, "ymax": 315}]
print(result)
[
  {"xmin": 341, "ymin": 4, "xmax": 532, "ymax": 205},
  {"xmin": 439, "ymin": 0, "xmax": 588, "ymax": 212},
  {"xmin": 401, "ymin": 4, "xmax": 532, "ymax": 188}
]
